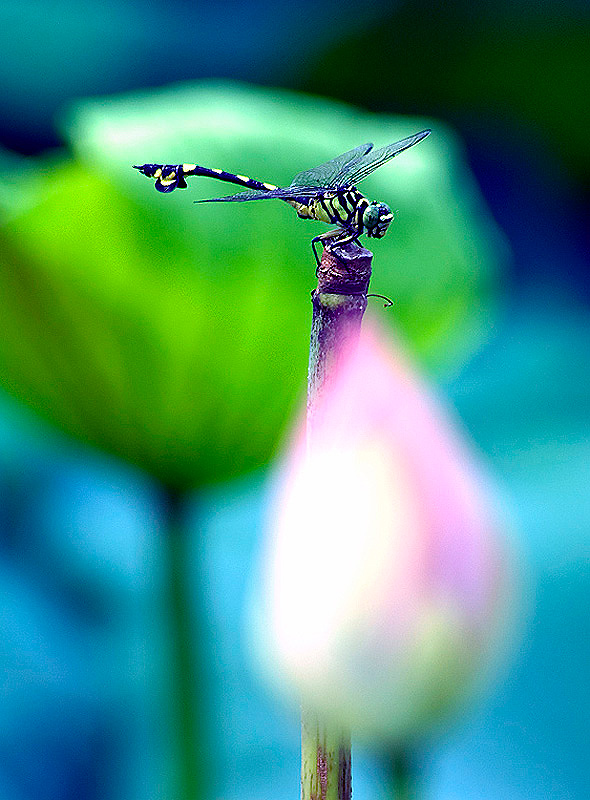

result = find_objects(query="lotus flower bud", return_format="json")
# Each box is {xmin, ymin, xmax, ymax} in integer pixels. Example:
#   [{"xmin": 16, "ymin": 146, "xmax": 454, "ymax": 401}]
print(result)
[{"xmin": 249, "ymin": 324, "xmax": 515, "ymax": 742}]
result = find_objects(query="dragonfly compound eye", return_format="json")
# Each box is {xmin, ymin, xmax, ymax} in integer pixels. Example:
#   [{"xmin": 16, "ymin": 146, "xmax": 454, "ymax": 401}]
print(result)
[{"xmin": 363, "ymin": 202, "xmax": 394, "ymax": 238}]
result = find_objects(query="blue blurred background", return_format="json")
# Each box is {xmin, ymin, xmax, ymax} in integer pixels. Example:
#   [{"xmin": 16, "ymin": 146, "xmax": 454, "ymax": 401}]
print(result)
[{"xmin": 0, "ymin": 2, "xmax": 589, "ymax": 799}]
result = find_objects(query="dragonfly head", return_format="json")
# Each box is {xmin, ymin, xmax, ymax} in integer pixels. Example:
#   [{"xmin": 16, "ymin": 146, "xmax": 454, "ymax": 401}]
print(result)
[{"xmin": 362, "ymin": 201, "xmax": 394, "ymax": 238}]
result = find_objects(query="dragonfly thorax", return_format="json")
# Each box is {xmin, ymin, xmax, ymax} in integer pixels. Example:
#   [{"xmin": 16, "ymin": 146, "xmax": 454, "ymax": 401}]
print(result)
[{"xmin": 362, "ymin": 201, "xmax": 394, "ymax": 239}]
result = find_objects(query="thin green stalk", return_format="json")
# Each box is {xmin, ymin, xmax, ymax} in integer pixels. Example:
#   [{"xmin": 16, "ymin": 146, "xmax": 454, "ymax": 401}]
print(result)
[
  {"xmin": 301, "ymin": 708, "xmax": 352, "ymax": 800},
  {"xmin": 162, "ymin": 487, "xmax": 211, "ymax": 800},
  {"xmin": 302, "ymin": 240, "xmax": 373, "ymax": 800}
]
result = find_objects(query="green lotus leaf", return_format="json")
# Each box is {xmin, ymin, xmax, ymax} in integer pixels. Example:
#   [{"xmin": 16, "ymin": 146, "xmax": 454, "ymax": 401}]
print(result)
[{"xmin": 0, "ymin": 82, "xmax": 506, "ymax": 489}]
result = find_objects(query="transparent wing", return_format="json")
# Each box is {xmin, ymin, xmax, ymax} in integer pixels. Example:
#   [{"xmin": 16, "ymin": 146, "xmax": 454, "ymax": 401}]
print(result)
[
  {"xmin": 342, "ymin": 129, "xmax": 431, "ymax": 186},
  {"xmin": 289, "ymin": 142, "xmax": 373, "ymax": 189},
  {"xmin": 194, "ymin": 185, "xmax": 324, "ymax": 203}
]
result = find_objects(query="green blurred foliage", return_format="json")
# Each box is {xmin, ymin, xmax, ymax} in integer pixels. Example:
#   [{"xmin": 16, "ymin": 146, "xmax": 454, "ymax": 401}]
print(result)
[
  {"xmin": 302, "ymin": 2, "xmax": 590, "ymax": 183},
  {"xmin": 0, "ymin": 82, "xmax": 506, "ymax": 490}
]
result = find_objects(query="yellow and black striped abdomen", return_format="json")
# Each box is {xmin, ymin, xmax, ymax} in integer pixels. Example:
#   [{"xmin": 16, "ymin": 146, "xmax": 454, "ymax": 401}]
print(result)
[
  {"xmin": 191, "ymin": 166, "xmax": 277, "ymax": 192},
  {"xmin": 133, "ymin": 162, "xmax": 278, "ymax": 194}
]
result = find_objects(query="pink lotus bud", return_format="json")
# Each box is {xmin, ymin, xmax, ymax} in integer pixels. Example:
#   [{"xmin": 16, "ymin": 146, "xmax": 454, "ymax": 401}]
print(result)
[{"xmin": 250, "ymin": 324, "xmax": 516, "ymax": 742}]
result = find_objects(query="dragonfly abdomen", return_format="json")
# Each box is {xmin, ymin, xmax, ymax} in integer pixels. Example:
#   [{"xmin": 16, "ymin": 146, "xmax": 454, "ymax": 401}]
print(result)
[
  {"xmin": 184, "ymin": 165, "xmax": 278, "ymax": 193},
  {"xmin": 133, "ymin": 163, "xmax": 278, "ymax": 194}
]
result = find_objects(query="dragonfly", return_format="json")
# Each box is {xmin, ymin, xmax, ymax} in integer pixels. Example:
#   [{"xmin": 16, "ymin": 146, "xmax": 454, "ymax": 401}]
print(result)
[{"xmin": 134, "ymin": 129, "xmax": 430, "ymax": 266}]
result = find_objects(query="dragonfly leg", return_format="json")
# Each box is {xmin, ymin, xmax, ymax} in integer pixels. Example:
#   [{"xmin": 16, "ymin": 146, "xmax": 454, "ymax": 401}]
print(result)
[
  {"xmin": 313, "ymin": 228, "xmax": 363, "ymax": 270},
  {"xmin": 311, "ymin": 229, "xmax": 345, "ymax": 269},
  {"xmin": 332, "ymin": 230, "xmax": 360, "ymax": 248}
]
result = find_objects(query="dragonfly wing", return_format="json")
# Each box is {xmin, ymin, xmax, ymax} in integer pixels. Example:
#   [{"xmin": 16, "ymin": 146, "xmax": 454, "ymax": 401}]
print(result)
[
  {"xmin": 195, "ymin": 185, "xmax": 325, "ymax": 203},
  {"xmin": 290, "ymin": 142, "xmax": 373, "ymax": 189},
  {"xmin": 342, "ymin": 129, "xmax": 431, "ymax": 186}
]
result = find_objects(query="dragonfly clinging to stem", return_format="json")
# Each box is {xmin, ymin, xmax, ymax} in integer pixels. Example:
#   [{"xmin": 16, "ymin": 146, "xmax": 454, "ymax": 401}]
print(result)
[{"xmin": 134, "ymin": 129, "xmax": 431, "ymax": 266}]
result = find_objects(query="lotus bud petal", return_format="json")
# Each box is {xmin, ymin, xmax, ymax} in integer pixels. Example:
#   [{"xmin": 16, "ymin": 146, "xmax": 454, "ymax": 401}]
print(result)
[{"xmin": 249, "ymin": 324, "xmax": 516, "ymax": 742}]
